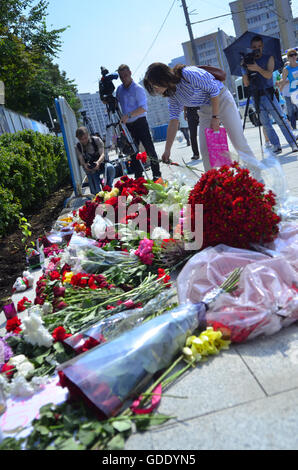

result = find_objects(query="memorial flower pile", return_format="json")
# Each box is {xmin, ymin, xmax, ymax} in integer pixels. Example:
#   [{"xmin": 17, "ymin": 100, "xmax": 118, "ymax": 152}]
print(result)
[{"xmin": 1, "ymin": 162, "xmax": 297, "ymax": 452}]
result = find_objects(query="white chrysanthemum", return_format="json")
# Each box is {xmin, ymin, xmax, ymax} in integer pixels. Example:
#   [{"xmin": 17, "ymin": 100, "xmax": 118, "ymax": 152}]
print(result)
[
  {"xmin": 151, "ymin": 227, "xmax": 171, "ymax": 240},
  {"xmin": 42, "ymin": 302, "xmax": 53, "ymax": 315},
  {"xmin": 22, "ymin": 313, "xmax": 53, "ymax": 349},
  {"xmin": 8, "ymin": 355, "xmax": 35, "ymax": 379},
  {"xmin": 31, "ymin": 375, "xmax": 50, "ymax": 391},
  {"xmin": 9, "ymin": 375, "xmax": 34, "ymax": 397},
  {"xmin": 91, "ymin": 214, "xmax": 109, "ymax": 240},
  {"xmin": 27, "ymin": 305, "xmax": 43, "ymax": 316},
  {"xmin": 179, "ymin": 185, "xmax": 191, "ymax": 204}
]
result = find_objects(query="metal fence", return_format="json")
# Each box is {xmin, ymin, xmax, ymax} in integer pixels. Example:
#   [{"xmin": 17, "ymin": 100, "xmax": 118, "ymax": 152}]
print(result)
[
  {"xmin": 55, "ymin": 96, "xmax": 85, "ymax": 197},
  {"xmin": 0, "ymin": 105, "xmax": 49, "ymax": 136}
]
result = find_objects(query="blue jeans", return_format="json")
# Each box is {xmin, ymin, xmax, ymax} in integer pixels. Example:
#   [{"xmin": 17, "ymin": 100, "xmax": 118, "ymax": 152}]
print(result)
[
  {"xmin": 100, "ymin": 162, "xmax": 116, "ymax": 188},
  {"xmin": 86, "ymin": 170, "xmax": 101, "ymax": 195},
  {"xmin": 284, "ymin": 96, "xmax": 297, "ymax": 130},
  {"xmin": 257, "ymin": 93, "xmax": 296, "ymax": 147}
]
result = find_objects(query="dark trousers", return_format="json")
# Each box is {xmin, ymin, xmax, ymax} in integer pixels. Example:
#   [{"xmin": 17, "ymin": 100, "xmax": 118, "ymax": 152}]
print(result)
[
  {"xmin": 126, "ymin": 117, "xmax": 161, "ymax": 179},
  {"xmin": 180, "ymin": 127, "xmax": 190, "ymax": 145},
  {"xmin": 186, "ymin": 107, "xmax": 200, "ymax": 156}
]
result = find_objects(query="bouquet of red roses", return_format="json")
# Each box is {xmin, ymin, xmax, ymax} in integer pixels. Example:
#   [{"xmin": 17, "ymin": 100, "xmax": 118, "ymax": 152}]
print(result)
[{"xmin": 188, "ymin": 163, "xmax": 280, "ymax": 249}]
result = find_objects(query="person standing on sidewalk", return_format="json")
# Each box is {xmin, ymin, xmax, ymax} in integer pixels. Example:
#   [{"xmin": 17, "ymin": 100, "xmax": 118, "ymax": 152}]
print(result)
[
  {"xmin": 116, "ymin": 64, "xmax": 161, "ymax": 181},
  {"xmin": 243, "ymin": 36, "xmax": 298, "ymax": 154},
  {"xmin": 278, "ymin": 50, "xmax": 298, "ymax": 131},
  {"xmin": 178, "ymin": 111, "xmax": 190, "ymax": 146},
  {"xmin": 185, "ymin": 106, "xmax": 200, "ymax": 160},
  {"xmin": 143, "ymin": 62, "xmax": 258, "ymax": 172}
]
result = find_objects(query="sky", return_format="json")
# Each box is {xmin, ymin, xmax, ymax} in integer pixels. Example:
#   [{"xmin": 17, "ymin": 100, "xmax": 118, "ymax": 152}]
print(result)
[{"xmin": 45, "ymin": 0, "xmax": 241, "ymax": 94}]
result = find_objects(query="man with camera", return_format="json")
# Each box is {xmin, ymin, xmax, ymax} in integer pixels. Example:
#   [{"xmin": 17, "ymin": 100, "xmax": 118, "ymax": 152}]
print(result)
[
  {"xmin": 242, "ymin": 35, "xmax": 298, "ymax": 154},
  {"xmin": 116, "ymin": 64, "xmax": 161, "ymax": 181},
  {"xmin": 75, "ymin": 127, "xmax": 115, "ymax": 194}
]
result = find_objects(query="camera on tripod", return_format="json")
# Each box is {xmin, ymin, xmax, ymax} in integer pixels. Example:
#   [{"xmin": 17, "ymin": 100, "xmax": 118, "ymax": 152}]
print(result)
[
  {"xmin": 99, "ymin": 67, "xmax": 118, "ymax": 109},
  {"xmin": 98, "ymin": 65, "xmax": 137, "ymax": 163},
  {"xmin": 240, "ymin": 49, "xmax": 260, "ymax": 66}
]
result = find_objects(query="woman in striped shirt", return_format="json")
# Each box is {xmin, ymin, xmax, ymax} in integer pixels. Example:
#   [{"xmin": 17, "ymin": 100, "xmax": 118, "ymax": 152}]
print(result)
[{"xmin": 144, "ymin": 63, "xmax": 258, "ymax": 172}]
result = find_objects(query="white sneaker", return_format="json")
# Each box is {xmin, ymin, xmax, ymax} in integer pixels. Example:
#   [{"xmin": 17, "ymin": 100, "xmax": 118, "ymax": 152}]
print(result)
[{"xmin": 264, "ymin": 141, "xmax": 271, "ymax": 148}]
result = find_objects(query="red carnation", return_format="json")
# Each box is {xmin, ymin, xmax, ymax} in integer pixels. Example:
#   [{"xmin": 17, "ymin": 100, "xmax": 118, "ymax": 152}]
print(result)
[
  {"xmin": 6, "ymin": 316, "xmax": 22, "ymax": 334},
  {"xmin": 79, "ymin": 200, "xmax": 98, "ymax": 227},
  {"xmin": 1, "ymin": 363, "xmax": 15, "ymax": 378},
  {"xmin": 136, "ymin": 151, "xmax": 147, "ymax": 164},
  {"xmin": 17, "ymin": 296, "xmax": 32, "ymax": 312},
  {"xmin": 53, "ymin": 286, "xmax": 66, "ymax": 298},
  {"xmin": 52, "ymin": 326, "xmax": 72, "ymax": 343},
  {"xmin": 188, "ymin": 163, "xmax": 280, "ymax": 250},
  {"xmin": 49, "ymin": 270, "xmax": 61, "ymax": 281}
]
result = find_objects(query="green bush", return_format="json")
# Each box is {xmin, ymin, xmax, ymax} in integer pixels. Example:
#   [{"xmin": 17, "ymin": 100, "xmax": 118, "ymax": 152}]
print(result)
[
  {"xmin": 0, "ymin": 185, "xmax": 22, "ymax": 236},
  {"xmin": 0, "ymin": 130, "xmax": 70, "ymax": 236}
]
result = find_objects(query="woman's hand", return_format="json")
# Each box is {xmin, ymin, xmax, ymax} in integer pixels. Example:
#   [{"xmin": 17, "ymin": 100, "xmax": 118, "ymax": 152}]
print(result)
[
  {"xmin": 210, "ymin": 117, "xmax": 220, "ymax": 132},
  {"xmin": 161, "ymin": 150, "xmax": 171, "ymax": 163}
]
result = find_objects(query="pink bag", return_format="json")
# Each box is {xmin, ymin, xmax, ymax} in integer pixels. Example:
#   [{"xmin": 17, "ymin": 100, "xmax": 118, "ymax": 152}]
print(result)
[{"xmin": 205, "ymin": 127, "xmax": 231, "ymax": 167}]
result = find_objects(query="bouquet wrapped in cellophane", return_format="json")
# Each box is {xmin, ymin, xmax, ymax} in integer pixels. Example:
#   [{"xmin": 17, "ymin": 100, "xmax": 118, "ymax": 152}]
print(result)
[
  {"xmin": 58, "ymin": 302, "xmax": 206, "ymax": 418},
  {"xmin": 58, "ymin": 269, "xmax": 240, "ymax": 418}
]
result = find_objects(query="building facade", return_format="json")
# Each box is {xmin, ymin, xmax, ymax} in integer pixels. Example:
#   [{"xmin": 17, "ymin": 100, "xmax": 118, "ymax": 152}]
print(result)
[
  {"xmin": 77, "ymin": 92, "xmax": 108, "ymax": 137},
  {"xmin": 294, "ymin": 17, "xmax": 298, "ymax": 43},
  {"xmin": 229, "ymin": 0, "xmax": 296, "ymax": 53},
  {"xmin": 181, "ymin": 29, "xmax": 236, "ymax": 93}
]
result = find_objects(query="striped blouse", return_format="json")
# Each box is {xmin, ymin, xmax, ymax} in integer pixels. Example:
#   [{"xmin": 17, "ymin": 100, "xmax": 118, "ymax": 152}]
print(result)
[{"xmin": 168, "ymin": 66, "xmax": 224, "ymax": 120}]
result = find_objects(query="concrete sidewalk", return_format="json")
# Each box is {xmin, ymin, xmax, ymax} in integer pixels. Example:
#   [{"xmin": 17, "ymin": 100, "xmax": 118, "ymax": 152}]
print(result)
[
  {"xmin": 1, "ymin": 123, "xmax": 297, "ymax": 450},
  {"xmin": 124, "ymin": 123, "xmax": 298, "ymax": 450}
]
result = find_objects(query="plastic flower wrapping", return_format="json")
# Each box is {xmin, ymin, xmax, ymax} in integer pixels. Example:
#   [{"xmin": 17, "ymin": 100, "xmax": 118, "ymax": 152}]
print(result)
[
  {"xmin": 64, "ymin": 290, "xmax": 176, "ymax": 353},
  {"xmin": 177, "ymin": 236, "xmax": 298, "ymax": 343},
  {"xmin": 60, "ymin": 233, "xmax": 139, "ymax": 274},
  {"xmin": 58, "ymin": 302, "xmax": 206, "ymax": 418}
]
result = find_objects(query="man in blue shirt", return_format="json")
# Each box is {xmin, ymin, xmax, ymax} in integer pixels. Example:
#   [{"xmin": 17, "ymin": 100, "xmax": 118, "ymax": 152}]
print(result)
[
  {"xmin": 116, "ymin": 64, "xmax": 161, "ymax": 180},
  {"xmin": 243, "ymin": 36, "xmax": 298, "ymax": 154}
]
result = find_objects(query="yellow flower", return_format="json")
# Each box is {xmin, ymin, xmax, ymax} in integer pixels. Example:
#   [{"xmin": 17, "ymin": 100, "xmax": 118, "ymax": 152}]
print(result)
[
  {"xmin": 63, "ymin": 271, "xmax": 74, "ymax": 284},
  {"xmin": 104, "ymin": 191, "xmax": 112, "ymax": 202},
  {"xmin": 183, "ymin": 327, "xmax": 231, "ymax": 364},
  {"xmin": 182, "ymin": 346, "xmax": 201, "ymax": 364},
  {"xmin": 111, "ymin": 187, "xmax": 119, "ymax": 196}
]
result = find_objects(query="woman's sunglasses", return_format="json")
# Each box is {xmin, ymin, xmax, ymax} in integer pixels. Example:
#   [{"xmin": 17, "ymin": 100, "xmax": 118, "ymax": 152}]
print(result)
[{"xmin": 289, "ymin": 53, "xmax": 297, "ymax": 57}]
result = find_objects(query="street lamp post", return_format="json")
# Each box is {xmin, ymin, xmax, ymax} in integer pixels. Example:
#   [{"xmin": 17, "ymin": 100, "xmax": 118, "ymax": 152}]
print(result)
[{"xmin": 181, "ymin": 0, "xmax": 199, "ymax": 65}]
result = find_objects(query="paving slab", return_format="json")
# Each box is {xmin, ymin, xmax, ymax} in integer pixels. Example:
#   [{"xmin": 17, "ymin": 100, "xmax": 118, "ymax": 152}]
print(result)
[
  {"xmin": 234, "ymin": 323, "xmax": 298, "ymax": 396},
  {"xmin": 153, "ymin": 348, "xmax": 265, "ymax": 421},
  {"xmin": 145, "ymin": 387, "xmax": 298, "ymax": 450}
]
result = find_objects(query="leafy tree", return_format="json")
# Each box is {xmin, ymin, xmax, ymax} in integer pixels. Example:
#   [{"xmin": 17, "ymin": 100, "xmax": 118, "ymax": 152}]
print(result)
[{"xmin": 0, "ymin": 0, "xmax": 80, "ymax": 125}]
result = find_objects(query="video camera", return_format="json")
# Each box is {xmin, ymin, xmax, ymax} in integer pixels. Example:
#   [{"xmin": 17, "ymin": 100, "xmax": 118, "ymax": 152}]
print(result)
[
  {"xmin": 99, "ymin": 67, "xmax": 118, "ymax": 102},
  {"xmin": 240, "ymin": 49, "xmax": 260, "ymax": 67}
]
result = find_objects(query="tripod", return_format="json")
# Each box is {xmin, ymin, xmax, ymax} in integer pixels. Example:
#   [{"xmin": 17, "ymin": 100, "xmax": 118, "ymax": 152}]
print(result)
[
  {"xmin": 81, "ymin": 111, "xmax": 95, "ymax": 136},
  {"xmin": 242, "ymin": 88, "xmax": 264, "ymax": 155},
  {"xmin": 103, "ymin": 95, "xmax": 148, "ymax": 178},
  {"xmin": 243, "ymin": 84, "xmax": 297, "ymax": 155}
]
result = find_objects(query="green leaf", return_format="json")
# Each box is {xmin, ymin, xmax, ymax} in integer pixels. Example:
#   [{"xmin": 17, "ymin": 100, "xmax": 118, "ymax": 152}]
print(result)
[
  {"xmin": 112, "ymin": 419, "xmax": 132, "ymax": 433},
  {"xmin": 56, "ymin": 437, "xmax": 85, "ymax": 451},
  {"xmin": 107, "ymin": 434, "xmax": 125, "ymax": 450},
  {"xmin": 78, "ymin": 429, "xmax": 96, "ymax": 447},
  {"xmin": 134, "ymin": 413, "xmax": 172, "ymax": 432},
  {"xmin": 35, "ymin": 425, "xmax": 49, "ymax": 436}
]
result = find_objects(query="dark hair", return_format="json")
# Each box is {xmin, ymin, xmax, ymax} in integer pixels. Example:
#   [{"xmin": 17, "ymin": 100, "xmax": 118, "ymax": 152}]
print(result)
[
  {"xmin": 250, "ymin": 35, "xmax": 263, "ymax": 46},
  {"xmin": 117, "ymin": 64, "xmax": 130, "ymax": 73},
  {"xmin": 144, "ymin": 62, "xmax": 185, "ymax": 97},
  {"xmin": 76, "ymin": 126, "xmax": 89, "ymax": 139}
]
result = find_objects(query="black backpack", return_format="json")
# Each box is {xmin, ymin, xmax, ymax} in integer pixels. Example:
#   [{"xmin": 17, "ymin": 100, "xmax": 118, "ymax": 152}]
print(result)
[{"xmin": 76, "ymin": 136, "xmax": 99, "ymax": 165}]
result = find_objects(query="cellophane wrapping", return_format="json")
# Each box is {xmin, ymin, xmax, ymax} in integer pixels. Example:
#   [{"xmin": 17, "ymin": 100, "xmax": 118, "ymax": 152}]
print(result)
[
  {"xmin": 177, "ymin": 243, "xmax": 298, "ymax": 343},
  {"xmin": 59, "ymin": 302, "xmax": 205, "ymax": 417},
  {"xmin": 64, "ymin": 290, "xmax": 176, "ymax": 352}
]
